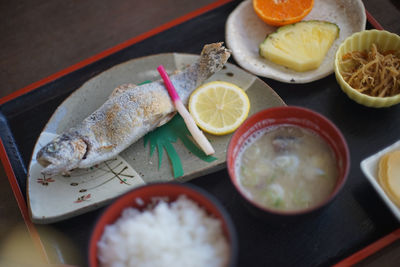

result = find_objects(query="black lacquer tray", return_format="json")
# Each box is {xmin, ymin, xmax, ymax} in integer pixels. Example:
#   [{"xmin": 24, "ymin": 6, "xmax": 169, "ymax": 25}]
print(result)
[{"xmin": 0, "ymin": 1, "xmax": 399, "ymax": 266}]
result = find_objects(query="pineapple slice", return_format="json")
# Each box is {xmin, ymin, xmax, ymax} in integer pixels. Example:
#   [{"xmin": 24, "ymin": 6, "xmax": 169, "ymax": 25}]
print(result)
[{"xmin": 259, "ymin": 20, "xmax": 340, "ymax": 72}]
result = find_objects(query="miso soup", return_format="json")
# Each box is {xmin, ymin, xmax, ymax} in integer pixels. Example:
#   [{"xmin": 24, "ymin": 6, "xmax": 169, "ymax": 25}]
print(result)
[{"xmin": 236, "ymin": 125, "xmax": 338, "ymax": 211}]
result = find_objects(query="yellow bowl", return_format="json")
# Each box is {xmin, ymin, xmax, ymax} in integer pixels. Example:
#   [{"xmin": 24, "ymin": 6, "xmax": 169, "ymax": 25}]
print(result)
[{"xmin": 334, "ymin": 30, "xmax": 400, "ymax": 108}]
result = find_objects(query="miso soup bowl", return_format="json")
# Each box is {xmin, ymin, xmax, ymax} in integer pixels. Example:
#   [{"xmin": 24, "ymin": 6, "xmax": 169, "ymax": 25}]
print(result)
[
  {"xmin": 89, "ymin": 183, "xmax": 238, "ymax": 267},
  {"xmin": 227, "ymin": 106, "xmax": 350, "ymax": 222}
]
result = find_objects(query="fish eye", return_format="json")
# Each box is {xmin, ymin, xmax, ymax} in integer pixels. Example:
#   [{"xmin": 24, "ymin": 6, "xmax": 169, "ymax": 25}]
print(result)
[{"xmin": 47, "ymin": 143, "xmax": 57, "ymax": 152}]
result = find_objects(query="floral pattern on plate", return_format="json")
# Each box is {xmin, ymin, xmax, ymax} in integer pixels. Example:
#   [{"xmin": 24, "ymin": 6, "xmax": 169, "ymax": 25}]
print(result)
[{"xmin": 28, "ymin": 132, "xmax": 144, "ymax": 223}]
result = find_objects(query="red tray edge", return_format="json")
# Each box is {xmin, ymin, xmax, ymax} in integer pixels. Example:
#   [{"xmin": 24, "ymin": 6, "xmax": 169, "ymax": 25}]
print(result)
[{"xmin": 333, "ymin": 229, "xmax": 400, "ymax": 266}]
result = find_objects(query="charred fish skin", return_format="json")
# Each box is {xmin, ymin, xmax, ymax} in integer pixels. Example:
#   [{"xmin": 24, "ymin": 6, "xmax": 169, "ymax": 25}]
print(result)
[{"xmin": 36, "ymin": 43, "xmax": 231, "ymax": 176}]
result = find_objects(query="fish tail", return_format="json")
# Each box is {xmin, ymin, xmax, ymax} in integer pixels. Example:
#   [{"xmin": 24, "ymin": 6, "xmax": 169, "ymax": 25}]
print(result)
[{"xmin": 197, "ymin": 42, "xmax": 231, "ymax": 81}]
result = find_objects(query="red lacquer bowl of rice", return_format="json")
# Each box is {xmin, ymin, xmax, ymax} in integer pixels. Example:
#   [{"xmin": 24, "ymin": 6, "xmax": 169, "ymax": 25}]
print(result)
[
  {"xmin": 89, "ymin": 182, "xmax": 238, "ymax": 267},
  {"xmin": 227, "ymin": 106, "xmax": 350, "ymax": 223}
]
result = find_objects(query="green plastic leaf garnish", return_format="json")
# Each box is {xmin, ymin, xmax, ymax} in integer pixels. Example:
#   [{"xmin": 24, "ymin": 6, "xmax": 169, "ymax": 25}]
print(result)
[
  {"xmin": 138, "ymin": 80, "xmax": 217, "ymax": 178},
  {"xmin": 144, "ymin": 114, "xmax": 217, "ymax": 178}
]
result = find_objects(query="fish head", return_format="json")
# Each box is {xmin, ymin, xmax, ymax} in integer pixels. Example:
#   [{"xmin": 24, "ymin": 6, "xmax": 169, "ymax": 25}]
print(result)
[{"xmin": 36, "ymin": 134, "xmax": 87, "ymax": 176}]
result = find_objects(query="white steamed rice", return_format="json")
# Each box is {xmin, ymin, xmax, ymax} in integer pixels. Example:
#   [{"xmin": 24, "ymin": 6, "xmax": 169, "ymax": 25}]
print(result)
[{"xmin": 97, "ymin": 195, "xmax": 230, "ymax": 267}]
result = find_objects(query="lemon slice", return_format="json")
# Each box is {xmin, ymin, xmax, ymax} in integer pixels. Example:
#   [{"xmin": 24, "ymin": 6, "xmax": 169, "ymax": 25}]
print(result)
[{"xmin": 188, "ymin": 81, "xmax": 250, "ymax": 135}]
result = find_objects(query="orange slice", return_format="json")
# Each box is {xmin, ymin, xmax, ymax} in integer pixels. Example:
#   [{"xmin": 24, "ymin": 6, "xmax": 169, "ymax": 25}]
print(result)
[{"xmin": 253, "ymin": 0, "xmax": 314, "ymax": 26}]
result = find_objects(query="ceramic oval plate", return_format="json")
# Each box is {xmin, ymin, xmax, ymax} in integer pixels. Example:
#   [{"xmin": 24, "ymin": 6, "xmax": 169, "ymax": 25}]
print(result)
[
  {"xmin": 361, "ymin": 140, "xmax": 400, "ymax": 222},
  {"xmin": 225, "ymin": 0, "xmax": 366, "ymax": 83},
  {"xmin": 27, "ymin": 52, "xmax": 285, "ymax": 223}
]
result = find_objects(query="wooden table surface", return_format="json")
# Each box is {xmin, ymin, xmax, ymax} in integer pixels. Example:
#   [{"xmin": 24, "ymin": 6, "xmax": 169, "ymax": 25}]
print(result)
[{"xmin": 0, "ymin": 0, "xmax": 399, "ymax": 266}]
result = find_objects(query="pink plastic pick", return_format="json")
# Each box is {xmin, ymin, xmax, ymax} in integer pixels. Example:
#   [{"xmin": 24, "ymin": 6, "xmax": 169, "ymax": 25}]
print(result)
[{"xmin": 157, "ymin": 65, "xmax": 215, "ymax": 155}]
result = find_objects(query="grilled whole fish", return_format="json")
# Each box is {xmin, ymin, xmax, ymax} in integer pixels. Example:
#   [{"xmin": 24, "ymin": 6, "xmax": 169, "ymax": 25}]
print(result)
[{"xmin": 36, "ymin": 43, "xmax": 230, "ymax": 175}]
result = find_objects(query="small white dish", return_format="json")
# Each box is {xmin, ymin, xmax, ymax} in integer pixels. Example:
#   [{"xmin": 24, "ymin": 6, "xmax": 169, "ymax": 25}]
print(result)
[
  {"xmin": 360, "ymin": 140, "xmax": 400, "ymax": 221},
  {"xmin": 225, "ymin": 0, "xmax": 366, "ymax": 83}
]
